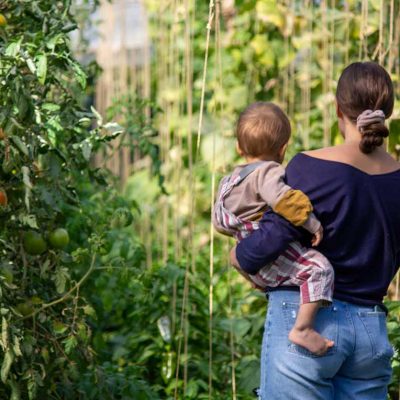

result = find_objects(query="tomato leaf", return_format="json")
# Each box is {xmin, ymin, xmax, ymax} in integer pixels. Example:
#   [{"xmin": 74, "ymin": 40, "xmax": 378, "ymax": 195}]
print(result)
[
  {"xmin": 36, "ymin": 54, "xmax": 47, "ymax": 84},
  {"xmin": 22, "ymin": 166, "xmax": 33, "ymax": 212},
  {"xmin": 13, "ymin": 336, "xmax": 22, "ymax": 357},
  {"xmin": 46, "ymin": 34, "xmax": 64, "ymax": 52},
  {"xmin": 62, "ymin": 335, "xmax": 77, "ymax": 354},
  {"xmin": 81, "ymin": 140, "xmax": 92, "ymax": 161},
  {"xmin": 83, "ymin": 305, "xmax": 96, "ymax": 318},
  {"xmin": 90, "ymin": 106, "xmax": 103, "ymax": 126},
  {"xmin": 26, "ymin": 58, "xmax": 37, "ymax": 74},
  {"xmin": 70, "ymin": 61, "xmax": 87, "ymax": 89},
  {"xmin": 1, "ymin": 317, "xmax": 8, "ymax": 351},
  {"xmin": 42, "ymin": 103, "xmax": 60, "ymax": 112},
  {"xmin": 18, "ymin": 214, "xmax": 38, "ymax": 229},
  {"xmin": 5, "ymin": 38, "xmax": 22, "ymax": 57},
  {"xmin": 53, "ymin": 266, "xmax": 69, "ymax": 294},
  {"xmin": 9, "ymin": 377, "xmax": 20, "ymax": 400},
  {"xmin": 1, "ymin": 348, "xmax": 14, "ymax": 383},
  {"xmin": 103, "ymin": 122, "xmax": 124, "ymax": 135},
  {"xmin": 10, "ymin": 136, "xmax": 29, "ymax": 157}
]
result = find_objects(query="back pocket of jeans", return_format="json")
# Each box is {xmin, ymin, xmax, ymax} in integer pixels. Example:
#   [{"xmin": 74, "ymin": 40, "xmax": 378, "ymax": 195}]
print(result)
[
  {"xmin": 358, "ymin": 311, "xmax": 394, "ymax": 361},
  {"xmin": 282, "ymin": 302, "xmax": 338, "ymax": 358}
]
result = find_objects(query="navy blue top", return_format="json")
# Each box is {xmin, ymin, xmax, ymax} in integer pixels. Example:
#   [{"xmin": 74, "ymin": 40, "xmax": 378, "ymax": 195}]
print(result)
[{"xmin": 236, "ymin": 153, "xmax": 400, "ymax": 307}]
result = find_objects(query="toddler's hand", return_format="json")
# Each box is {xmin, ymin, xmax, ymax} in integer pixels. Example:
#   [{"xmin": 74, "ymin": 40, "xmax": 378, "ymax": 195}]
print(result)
[{"xmin": 311, "ymin": 226, "xmax": 323, "ymax": 247}]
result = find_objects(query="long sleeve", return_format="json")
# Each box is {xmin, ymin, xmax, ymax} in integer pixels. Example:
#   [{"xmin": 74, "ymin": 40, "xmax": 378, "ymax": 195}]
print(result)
[
  {"xmin": 236, "ymin": 210, "xmax": 302, "ymax": 274},
  {"xmin": 257, "ymin": 162, "xmax": 318, "ymax": 229},
  {"xmin": 236, "ymin": 156, "xmax": 309, "ymax": 274},
  {"xmin": 256, "ymin": 162, "xmax": 289, "ymax": 206}
]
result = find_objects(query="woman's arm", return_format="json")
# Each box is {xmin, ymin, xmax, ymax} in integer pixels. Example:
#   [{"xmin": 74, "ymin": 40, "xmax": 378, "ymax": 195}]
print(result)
[
  {"xmin": 235, "ymin": 211, "xmax": 302, "ymax": 274},
  {"xmin": 235, "ymin": 154, "xmax": 310, "ymax": 275}
]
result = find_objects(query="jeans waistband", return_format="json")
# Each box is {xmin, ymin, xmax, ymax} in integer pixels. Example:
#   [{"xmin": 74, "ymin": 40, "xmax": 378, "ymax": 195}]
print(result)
[{"xmin": 266, "ymin": 289, "xmax": 388, "ymax": 315}]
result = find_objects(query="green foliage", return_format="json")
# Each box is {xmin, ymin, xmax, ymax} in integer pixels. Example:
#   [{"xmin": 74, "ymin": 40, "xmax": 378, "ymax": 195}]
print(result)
[
  {"xmin": 75, "ymin": 243, "xmax": 266, "ymax": 399},
  {"xmin": 386, "ymin": 301, "xmax": 400, "ymax": 399},
  {"xmin": 106, "ymin": 95, "xmax": 165, "ymax": 190}
]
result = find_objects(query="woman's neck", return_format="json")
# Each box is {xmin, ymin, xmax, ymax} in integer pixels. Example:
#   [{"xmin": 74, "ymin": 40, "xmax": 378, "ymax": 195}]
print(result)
[{"xmin": 342, "ymin": 121, "xmax": 362, "ymax": 144}]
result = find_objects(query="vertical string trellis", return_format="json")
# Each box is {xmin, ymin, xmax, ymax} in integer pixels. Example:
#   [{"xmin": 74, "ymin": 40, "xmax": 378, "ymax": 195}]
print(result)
[
  {"xmin": 359, "ymin": 0, "xmax": 369, "ymax": 60},
  {"xmin": 195, "ymin": 1, "xmax": 215, "ymax": 160},
  {"xmin": 217, "ymin": 3, "xmax": 238, "ymax": 397},
  {"xmin": 183, "ymin": 0, "xmax": 196, "ymax": 392},
  {"xmin": 207, "ymin": 1, "xmax": 225, "ymax": 396},
  {"xmin": 172, "ymin": 1, "xmax": 215, "ymax": 398},
  {"xmin": 297, "ymin": 0, "xmax": 312, "ymax": 149},
  {"xmin": 288, "ymin": 0, "xmax": 296, "ymax": 120},
  {"xmin": 321, "ymin": 0, "xmax": 330, "ymax": 147},
  {"xmin": 208, "ymin": 2, "xmax": 217, "ymax": 396}
]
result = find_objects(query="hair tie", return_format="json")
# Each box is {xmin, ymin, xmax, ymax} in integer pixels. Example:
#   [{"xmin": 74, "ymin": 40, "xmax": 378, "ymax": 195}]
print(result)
[{"xmin": 356, "ymin": 109, "xmax": 386, "ymax": 132}]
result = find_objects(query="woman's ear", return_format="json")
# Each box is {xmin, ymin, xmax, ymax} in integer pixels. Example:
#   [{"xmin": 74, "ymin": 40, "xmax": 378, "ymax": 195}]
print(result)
[
  {"xmin": 336, "ymin": 99, "xmax": 346, "ymax": 138},
  {"xmin": 336, "ymin": 100, "xmax": 343, "ymax": 119}
]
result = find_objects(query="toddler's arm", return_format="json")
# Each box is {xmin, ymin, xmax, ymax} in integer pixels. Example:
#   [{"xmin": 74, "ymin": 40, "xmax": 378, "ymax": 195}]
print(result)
[{"xmin": 257, "ymin": 162, "xmax": 322, "ymax": 240}]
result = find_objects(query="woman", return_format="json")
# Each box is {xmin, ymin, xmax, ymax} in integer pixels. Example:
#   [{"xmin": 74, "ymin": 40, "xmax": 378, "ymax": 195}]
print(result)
[{"xmin": 231, "ymin": 62, "xmax": 400, "ymax": 399}]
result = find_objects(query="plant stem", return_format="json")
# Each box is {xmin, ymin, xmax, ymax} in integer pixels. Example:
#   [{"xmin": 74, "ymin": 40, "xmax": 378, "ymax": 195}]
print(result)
[{"xmin": 19, "ymin": 253, "xmax": 97, "ymax": 321}]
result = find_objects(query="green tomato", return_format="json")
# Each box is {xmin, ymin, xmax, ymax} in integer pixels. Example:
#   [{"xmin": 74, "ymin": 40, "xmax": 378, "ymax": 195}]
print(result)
[
  {"xmin": 111, "ymin": 207, "xmax": 134, "ymax": 228},
  {"xmin": 2, "ymin": 156, "xmax": 14, "ymax": 175},
  {"xmin": 78, "ymin": 117, "xmax": 92, "ymax": 128},
  {"xmin": 0, "ymin": 265, "xmax": 14, "ymax": 284},
  {"xmin": 23, "ymin": 231, "xmax": 47, "ymax": 255},
  {"xmin": 99, "ymin": 231, "xmax": 114, "ymax": 255},
  {"xmin": 15, "ymin": 302, "xmax": 34, "ymax": 316},
  {"xmin": 48, "ymin": 228, "xmax": 70, "ymax": 249},
  {"xmin": 119, "ymin": 241, "xmax": 130, "ymax": 259}
]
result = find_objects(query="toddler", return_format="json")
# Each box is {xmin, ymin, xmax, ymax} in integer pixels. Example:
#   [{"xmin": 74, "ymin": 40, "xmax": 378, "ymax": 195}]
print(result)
[{"xmin": 213, "ymin": 102, "xmax": 334, "ymax": 355}]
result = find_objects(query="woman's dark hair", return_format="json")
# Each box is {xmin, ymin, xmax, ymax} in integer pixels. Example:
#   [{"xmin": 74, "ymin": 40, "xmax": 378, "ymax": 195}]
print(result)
[{"xmin": 336, "ymin": 62, "xmax": 394, "ymax": 154}]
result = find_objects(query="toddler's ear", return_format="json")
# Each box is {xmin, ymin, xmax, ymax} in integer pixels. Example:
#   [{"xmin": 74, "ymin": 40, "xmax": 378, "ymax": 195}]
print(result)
[
  {"xmin": 236, "ymin": 141, "xmax": 244, "ymax": 157},
  {"xmin": 278, "ymin": 143, "xmax": 288, "ymax": 162}
]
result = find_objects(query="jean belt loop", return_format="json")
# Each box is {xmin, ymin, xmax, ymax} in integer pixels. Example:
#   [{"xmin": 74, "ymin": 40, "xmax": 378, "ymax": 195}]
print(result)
[{"xmin": 374, "ymin": 304, "xmax": 389, "ymax": 315}]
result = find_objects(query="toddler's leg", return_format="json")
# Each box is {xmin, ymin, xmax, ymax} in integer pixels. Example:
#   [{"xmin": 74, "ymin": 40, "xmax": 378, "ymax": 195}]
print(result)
[
  {"xmin": 288, "ymin": 302, "xmax": 334, "ymax": 355},
  {"xmin": 259, "ymin": 242, "xmax": 335, "ymax": 355},
  {"xmin": 286, "ymin": 244, "xmax": 335, "ymax": 354}
]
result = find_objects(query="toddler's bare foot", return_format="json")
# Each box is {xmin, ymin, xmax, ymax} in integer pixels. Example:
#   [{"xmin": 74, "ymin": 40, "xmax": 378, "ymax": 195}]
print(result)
[{"xmin": 288, "ymin": 327, "xmax": 334, "ymax": 355}]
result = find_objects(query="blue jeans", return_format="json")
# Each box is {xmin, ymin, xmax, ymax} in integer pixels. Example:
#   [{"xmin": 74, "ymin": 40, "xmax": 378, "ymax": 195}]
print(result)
[{"xmin": 259, "ymin": 290, "xmax": 394, "ymax": 400}]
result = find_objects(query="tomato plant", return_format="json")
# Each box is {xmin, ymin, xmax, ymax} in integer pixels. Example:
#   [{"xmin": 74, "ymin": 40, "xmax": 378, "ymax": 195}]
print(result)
[{"xmin": 0, "ymin": 1, "xmax": 129, "ymax": 398}]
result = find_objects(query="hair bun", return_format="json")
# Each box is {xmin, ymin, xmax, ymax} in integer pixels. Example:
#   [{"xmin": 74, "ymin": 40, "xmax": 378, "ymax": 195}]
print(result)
[
  {"xmin": 357, "ymin": 109, "xmax": 387, "ymax": 154},
  {"xmin": 359, "ymin": 121, "xmax": 389, "ymax": 154}
]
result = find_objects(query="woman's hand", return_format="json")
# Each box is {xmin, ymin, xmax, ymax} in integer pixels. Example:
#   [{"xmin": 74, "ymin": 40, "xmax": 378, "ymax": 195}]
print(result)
[{"xmin": 230, "ymin": 246, "xmax": 265, "ymax": 291}]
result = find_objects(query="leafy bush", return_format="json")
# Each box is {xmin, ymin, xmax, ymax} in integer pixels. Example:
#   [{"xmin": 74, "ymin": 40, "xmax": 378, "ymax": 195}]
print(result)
[{"xmin": 0, "ymin": 1, "xmax": 133, "ymax": 398}]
